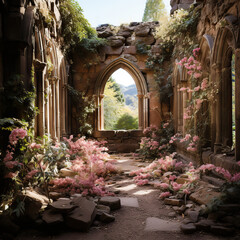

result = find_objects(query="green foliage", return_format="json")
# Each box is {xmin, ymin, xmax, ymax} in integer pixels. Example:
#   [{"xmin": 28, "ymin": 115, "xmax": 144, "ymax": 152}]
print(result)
[
  {"xmin": 142, "ymin": 0, "xmax": 166, "ymax": 22},
  {"xmin": 66, "ymin": 84, "xmax": 95, "ymax": 136},
  {"xmin": 138, "ymin": 120, "xmax": 175, "ymax": 160},
  {"xmin": 108, "ymin": 77, "xmax": 125, "ymax": 103},
  {"xmin": 136, "ymin": 42, "xmax": 151, "ymax": 55},
  {"xmin": 104, "ymin": 78, "xmax": 138, "ymax": 130},
  {"xmin": 59, "ymin": 0, "xmax": 106, "ymax": 60},
  {"xmin": 115, "ymin": 113, "xmax": 138, "ymax": 130},
  {"xmin": 207, "ymin": 181, "xmax": 240, "ymax": 214},
  {"xmin": 59, "ymin": 0, "xmax": 95, "ymax": 51},
  {"xmin": 2, "ymin": 73, "xmax": 37, "ymax": 129}
]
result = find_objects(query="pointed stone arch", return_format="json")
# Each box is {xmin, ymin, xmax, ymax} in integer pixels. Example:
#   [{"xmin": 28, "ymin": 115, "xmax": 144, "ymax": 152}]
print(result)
[
  {"xmin": 94, "ymin": 57, "xmax": 149, "ymax": 131},
  {"xmin": 211, "ymin": 22, "xmax": 239, "ymax": 160}
]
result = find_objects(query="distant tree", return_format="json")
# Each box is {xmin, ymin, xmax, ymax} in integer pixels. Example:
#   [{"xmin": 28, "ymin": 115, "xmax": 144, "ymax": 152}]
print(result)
[
  {"xmin": 114, "ymin": 113, "xmax": 138, "ymax": 130},
  {"xmin": 108, "ymin": 77, "xmax": 125, "ymax": 103},
  {"xmin": 142, "ymin": 0, "xmax": 166, "ymax": 22}
]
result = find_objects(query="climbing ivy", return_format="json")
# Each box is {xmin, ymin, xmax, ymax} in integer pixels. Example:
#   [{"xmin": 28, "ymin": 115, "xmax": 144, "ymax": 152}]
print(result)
[
  {"xmin": 66, "ymin": 84, "xmax": 95, "ymax": 136},
  {"xmin": 59, "ymin": 0, "xmax": 106, "ymax": 60},
  {"xmin": 146, "ymin": 6, "xmax": 201, "ymax": 113}
]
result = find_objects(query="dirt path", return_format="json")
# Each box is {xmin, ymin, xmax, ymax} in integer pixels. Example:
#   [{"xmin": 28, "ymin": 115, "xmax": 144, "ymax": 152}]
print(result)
[{"xmin": 16, "ymin": 154, "xmax": 238, "ymax": 240}]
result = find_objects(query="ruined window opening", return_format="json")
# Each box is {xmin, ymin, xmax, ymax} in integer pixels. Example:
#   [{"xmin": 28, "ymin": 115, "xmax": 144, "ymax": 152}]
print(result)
[
  {"xmin": 94, "ymin": 58, "xmax": 149, "ymax": 133},
  {"xmin": 103, "ymin": 68, "xmax": 139, "ymax": 130}
]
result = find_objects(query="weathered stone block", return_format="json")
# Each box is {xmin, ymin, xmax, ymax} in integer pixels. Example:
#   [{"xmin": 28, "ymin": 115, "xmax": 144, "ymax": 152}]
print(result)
[
  {"xmin": 134, "ymin": 25, "xmax": 150, "ymax": 37},
  {"xmin": 190, "ymin": 188, "xmax": 221, "ymax": 205},
  {"xmin": 103, "ymin": 46, "xmax": 123, "ymax": 55},
  {"xmin": 180, "ymin": 223, "xmax": 197, "ymax": 234},
  {"xmin": 123, "ymin": 46, "xmax": 137, "ymax": 55},
  {"xmin": 117, "ymin": 30, "xmax": 132, "ymax": 38},
  {"xmin": 50, "ymin": 198, "xmax": 75, "ymax": 213},
  {"xmin": 100, "ymin": 212, "xmax": 115, "ymax": 223},
  {"xmin": 65, "ymin": 197, "xmax": 97, "ymax": 231},
  {"xmin": 164, "ymin": 198, "xmax": 183, "ymax": 206},
  {"xmin": 42, "ymin": 209, "xmax": 64, "ymax": 225},
  {"xmin": 107, "ymin": 36, "xmax": 125, "ymax": 48},
  {"xmin": 135, "ymin": 35, "xmax": 155, "ymax": 45},
  {"xmin": 99, "ymin": 197, "xmax": 121, "ymax": 210}
]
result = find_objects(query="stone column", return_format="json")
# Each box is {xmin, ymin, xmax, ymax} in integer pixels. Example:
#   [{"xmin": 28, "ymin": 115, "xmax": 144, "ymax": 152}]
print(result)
[
  {"xmin": 33, "ymin": 59, "xmax": 46, "ymax": 137},
  {"xmin": 213, "ymin": 64, "xmax": 222, "ymax": 154},
  {"xmin": 235, "ymin": 49, "xmax": 240, "ymax": 160},
  {"xmin": 45, "ymin": 79, "xmax": 50, "ymax": 137},
  {"xmin": 99, "ymin": 94, "xmax": 105, "ymax": 130},
  {"xmin": 138, "ymin": 94, "xmax": 144, "ymax": 130},
  {"xmin": 143, "ymin": 94, "xmax": 149, "ymax": 129}
]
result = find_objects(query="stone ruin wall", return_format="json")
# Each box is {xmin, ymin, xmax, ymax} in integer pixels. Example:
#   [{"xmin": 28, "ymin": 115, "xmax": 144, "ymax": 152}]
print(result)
[
  {"xmin": 0, "ymin": 0, "xmax": 69, "ymax": 143},
  {"xmin": 171, "ymin": 0, "xmax": 240, "ymax": 170},
  {"xmin": 72, "ymin": 22, "xmax": 171, "ymax": 152}
]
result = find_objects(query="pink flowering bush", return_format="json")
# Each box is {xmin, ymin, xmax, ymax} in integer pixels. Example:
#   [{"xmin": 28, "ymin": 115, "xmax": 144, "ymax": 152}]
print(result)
[
  {"xmin": 138, "ymin": 121, "xmax": 174, "ymax": 160},
  {"xmin": 50, "ymin": 136, "xmax": 118, "ymax": 196}
]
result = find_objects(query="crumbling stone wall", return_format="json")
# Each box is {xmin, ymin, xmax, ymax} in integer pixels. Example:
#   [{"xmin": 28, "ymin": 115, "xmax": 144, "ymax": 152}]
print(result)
[
  {"xmin": 171, "ymin": 0, "xmax": 240, "ymax": 170},
  {"xmin": 0, "ymin": 0, "xmax": 69, "ymax": 142},
  {"xmin": 72, "ymin": 22, "xmax": 171, "ymax": 152}
]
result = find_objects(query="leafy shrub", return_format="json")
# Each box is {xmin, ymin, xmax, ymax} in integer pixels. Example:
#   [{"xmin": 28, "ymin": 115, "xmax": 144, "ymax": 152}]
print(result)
[
  {"xmin": 138, "ymin": 121, "xmax": 174, "ymax": 160},
  {"xmin": 114, "ymin": 113, "xmax": 138, "ymax": 130}
]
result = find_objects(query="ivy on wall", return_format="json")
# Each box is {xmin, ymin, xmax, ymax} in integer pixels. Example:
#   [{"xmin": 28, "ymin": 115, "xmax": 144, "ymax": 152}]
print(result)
[{"xmin": 145, "ymin": 6, "xmax": 201, "ymax": 114}]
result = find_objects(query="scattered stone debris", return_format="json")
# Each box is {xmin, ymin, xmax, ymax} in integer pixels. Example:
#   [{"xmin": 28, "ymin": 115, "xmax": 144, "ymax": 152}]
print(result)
[{"xmin": 0, "ymin": 194, "xmax": 122, "ymax": 236}]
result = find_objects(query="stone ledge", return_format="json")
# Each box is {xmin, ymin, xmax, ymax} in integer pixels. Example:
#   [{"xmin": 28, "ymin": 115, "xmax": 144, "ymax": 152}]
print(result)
[{"xmin": 202, "ymin": 150, "xmax": 240, "ymax": 173}]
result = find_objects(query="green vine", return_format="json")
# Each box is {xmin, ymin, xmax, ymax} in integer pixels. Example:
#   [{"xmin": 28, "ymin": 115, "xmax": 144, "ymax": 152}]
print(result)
[{"xmin": 66, "ymin": 84, "xmax": 96, "ymax": 136}]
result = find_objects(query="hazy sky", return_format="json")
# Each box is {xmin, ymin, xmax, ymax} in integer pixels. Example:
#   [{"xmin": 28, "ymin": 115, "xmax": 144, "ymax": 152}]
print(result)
[
  {"xmin": 77, "ymin": 0, "xmax": 171, "ymax": 27},
  {"xmin": 112, "ymin": 69, "xmax": 135, "ymax": 86}
]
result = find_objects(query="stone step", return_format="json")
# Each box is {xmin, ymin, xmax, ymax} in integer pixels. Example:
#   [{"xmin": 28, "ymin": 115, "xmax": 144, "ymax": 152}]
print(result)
[{"xmin": 201, "ymin": 175, "xmax": 225, "ymax": 187}]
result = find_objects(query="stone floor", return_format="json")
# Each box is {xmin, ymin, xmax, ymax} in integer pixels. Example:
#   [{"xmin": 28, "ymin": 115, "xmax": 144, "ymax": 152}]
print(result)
[{"xmin": 15, "ymin": 154, "xmax": 240, "ymax": 240}]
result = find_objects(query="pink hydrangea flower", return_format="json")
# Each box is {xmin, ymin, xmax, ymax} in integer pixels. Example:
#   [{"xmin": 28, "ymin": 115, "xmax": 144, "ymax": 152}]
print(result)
[{"xmin": 159, "ymin": 192, "xmax": 171, "ymax": 199}]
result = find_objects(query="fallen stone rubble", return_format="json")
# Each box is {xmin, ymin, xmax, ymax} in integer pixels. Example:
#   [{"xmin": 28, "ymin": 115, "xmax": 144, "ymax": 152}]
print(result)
[{"xmin": 0, "ymin": 193, "xmax": 122, "ymax": 238}]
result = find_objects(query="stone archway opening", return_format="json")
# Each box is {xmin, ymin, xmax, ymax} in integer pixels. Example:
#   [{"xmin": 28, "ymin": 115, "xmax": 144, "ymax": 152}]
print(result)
[
  {"xmin": 103, "ymin": 68, "xmax": 139, "ymax": 131},
  {"xmin": 95, "ymin": 57, "xmax": 149, "ymax": 133}
]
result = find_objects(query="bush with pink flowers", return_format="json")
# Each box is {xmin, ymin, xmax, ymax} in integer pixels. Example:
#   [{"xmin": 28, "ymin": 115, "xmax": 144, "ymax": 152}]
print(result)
[
  {"xmin": 138, "ymin": 120, "xmax": 174, "ymax": 160},
  {"xmin": 50, "ymin": 135, "xmax": 118, "ymax": 196}
]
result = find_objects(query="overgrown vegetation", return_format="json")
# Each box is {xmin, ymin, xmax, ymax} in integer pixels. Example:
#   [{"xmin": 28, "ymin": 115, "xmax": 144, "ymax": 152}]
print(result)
[
  {"xmin": 145, "ymin": 7, "xmax": 201, "ymax": 113},
  {"xmin": 59, "ymin": 0, "xmax": 106, "ymax": 60},
  {"xmin": 66, "ymin": 84, "xmax": 95, "ymax": 136}
]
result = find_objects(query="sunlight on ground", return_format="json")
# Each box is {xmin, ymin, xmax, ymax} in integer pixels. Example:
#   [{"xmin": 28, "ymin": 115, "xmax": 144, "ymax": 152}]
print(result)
[
  {"xmin": 117, "ymin": 159, "xmax": 129, "ymax": 163},
  {"xmin": 117, "ymin": 184, "xmax": 137, "ymax": 191},
  {"xmin": 133, "ymin": 189, "xmax": 157, "ymax": 196}
]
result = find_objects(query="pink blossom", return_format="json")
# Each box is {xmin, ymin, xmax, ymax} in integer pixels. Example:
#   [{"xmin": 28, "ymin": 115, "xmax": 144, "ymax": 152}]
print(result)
[
  {"xmin": 9, "ymin": 128, "xmax": 27, "ymax": 145},
  {"xmin": 201, "ymin": 78, "xmax": 208, "ymax": 90},
  {"xmin": 172, "ymin": 182, "xmax": 182, "ymax": 191},
  {"xmin": 159, "ymin": 192, "xmax": 171, "ymax": 199},
  {"xmin": 231, "ymin": 173, "xmax": 240, "ymax": 182},
  {"xmin": 3, "ymin": 151, "xmax": 13, "ymax": 162},
  {"xmin": 169, "ymin": 175, "xmax": 177, "ymax": 181},
  {"xmin": 194, "ymin": 72, "xmax": 202, "ymax": 79},
  {"xmin": 26, "ymin": 169, "xmax": 39, "ymax": 179},
  {"xmin": 159, "ymin": 183, "xmax": 169, "ymax": 189},
  {"xmin": 179, "ymin": 87, "xmax": 187, "ymax": 91},
  {"xmin": 5, "ymin": 161, "xmax": 19, "ymax": 169},
  {"xmin": 187, "ymin": 147, "xmax": 197, "ymax": 152},
  {"xmin": 237, "ymin": 161, "xmax": 240, "ymax": 166},
  {"xmin": 163, "ymin": 123, "xmax": 169, "ymax": 128},
  {"xmin": 183, "ymin": 189, "xmax": 191, "ymax": 195},
  {"xmin": 194, "ymin": 86, "xmax": 200, "ymax": 92},
  {"xmin": 187, "ymin": 71, "xmax": 193, "ymax": 75},
  {"xmin": 193, "ymin": 136, "xmax": 199, "ymax": 142},
  {"xmin": 30, "ymin": 143, "xmax": 41, "ymax": 149},
  {"xmin": 196, "ymin": 99, "xmax": 203, "ymax": 110},
  {"xmin": 4, "ymin": 172, "xmax": 18, "ymax": 179},
  {"xmin": 136, "ymin": 179, "xmax": 149, "ymax": 186}
]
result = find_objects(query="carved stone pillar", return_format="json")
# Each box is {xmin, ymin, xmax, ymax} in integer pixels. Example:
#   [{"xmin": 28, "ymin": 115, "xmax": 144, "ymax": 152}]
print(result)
[
  {"xmin": 214, "ymin": 64, "xmax": 222, "ymax": 154},
  {"xmin": 99, "ymin": 94, "xmax": 105, "ymax": 130},
  {"xmin": 33, "ymin": 59, "xmax": 46, "ymax": 137},
  {"xmin": 138, "ymin": 94, "xmax": 144, "ymax": 130},
  {"xmin": 235, "ymin": 49, "xmax": 240, "ymax": 160}
]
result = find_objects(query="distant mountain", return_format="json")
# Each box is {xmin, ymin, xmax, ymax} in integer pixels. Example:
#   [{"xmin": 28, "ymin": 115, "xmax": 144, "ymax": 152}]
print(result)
[
  {"xmin": 119, "ymin": 84, "xmax": 138, "ymax": 110},
  {"xmin": 120, "ymin": 84, "xmax": 137, "ymax": 96}
]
